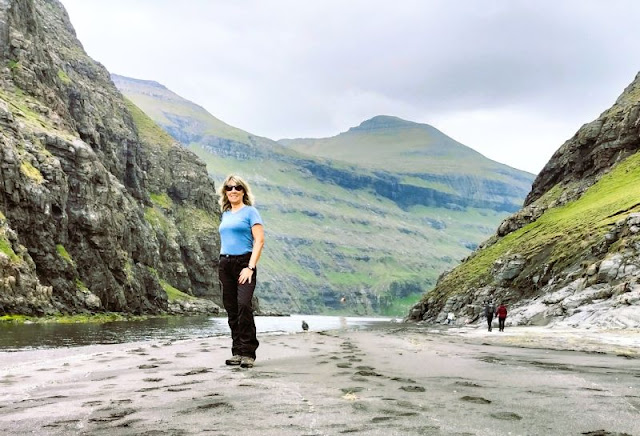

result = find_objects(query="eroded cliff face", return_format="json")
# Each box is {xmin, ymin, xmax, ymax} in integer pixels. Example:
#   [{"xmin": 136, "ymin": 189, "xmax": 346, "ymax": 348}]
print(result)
[
  {"xmin": 408, "ymin": 73, "xmax": 640, "ymax": 328},
  {"xmin": 0, "ymin": 0, "xmax": 221, "ymax": 315}
]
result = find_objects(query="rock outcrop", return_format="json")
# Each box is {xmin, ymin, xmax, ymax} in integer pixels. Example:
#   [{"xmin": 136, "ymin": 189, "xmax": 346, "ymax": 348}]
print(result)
[
  {"xmin": 0, "ymin": 0, "xmax": 221, "ymax": 315},
  {"xmin": 408, "ymin": 73, "xmax": 640, "ymax": 329}
]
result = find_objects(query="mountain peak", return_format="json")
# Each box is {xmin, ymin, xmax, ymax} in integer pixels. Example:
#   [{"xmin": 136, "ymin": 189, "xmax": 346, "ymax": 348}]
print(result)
[{"xmin": 348, "ymin": 115, "xmax": 418, "ymax": 133}]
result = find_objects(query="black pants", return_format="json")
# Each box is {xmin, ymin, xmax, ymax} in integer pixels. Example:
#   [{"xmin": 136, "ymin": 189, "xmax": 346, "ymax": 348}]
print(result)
[
  {"xmin": 219, "ymin": 253, "xmax": 259, "ymax": 359},
  {"xmin": 487, "ymin": 315, "xmax": 493, "ymax": 331},
  {"xmin": 498, "ymin": 317, "xmax": 506, "ymax": 331}
]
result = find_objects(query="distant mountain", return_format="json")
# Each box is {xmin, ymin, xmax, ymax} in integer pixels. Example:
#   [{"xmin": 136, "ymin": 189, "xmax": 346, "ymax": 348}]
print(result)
[
  {"xmin": 115, "ymin": 75, "xmax": 534, "ymax": 316},
  {"xmin": 280, "ymin": 116, "xmax": 534, "ymax": 212},
  {"xmin": 280, "ymin": 115, "xmax": 519, "ymax": 174},
  {"xmin": 409, "ymin": 73, "xmax": 640, "ymax": 329}
]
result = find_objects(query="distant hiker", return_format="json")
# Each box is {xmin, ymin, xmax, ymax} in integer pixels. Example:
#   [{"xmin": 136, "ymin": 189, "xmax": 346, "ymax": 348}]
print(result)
[
  {"xmin": 484, "ymin": 300, "xmax": 495, "ymax": 332},
  {"xmin": 496, "ymin": 303, "xmax": 508, "ymax": 332},
  {"xmin": 302, "ymin": 320, "xmax": 309, "ymax": 331},
  {"xmin": 218, "ymin": 175, "xmax": 265, "ymax": 369},
  {"xmin": 446, "ymin": 312, "xmax": 456, "ymax": 325}
]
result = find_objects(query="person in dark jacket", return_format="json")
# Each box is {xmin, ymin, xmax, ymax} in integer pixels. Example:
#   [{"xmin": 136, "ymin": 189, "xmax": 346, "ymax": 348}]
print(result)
[
  {"xmin": 484, "ymin": 300, "xmax": 495, "ymax": 332},
  {"xmin": 496, "ymin": 303, "xmax": 507, "ymax": 332}
]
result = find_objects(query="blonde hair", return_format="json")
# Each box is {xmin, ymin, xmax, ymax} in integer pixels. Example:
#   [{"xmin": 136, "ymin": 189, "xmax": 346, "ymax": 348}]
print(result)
[{"xmin": 218, "ymin": 174, "xmax": 255, "ymax": 212}]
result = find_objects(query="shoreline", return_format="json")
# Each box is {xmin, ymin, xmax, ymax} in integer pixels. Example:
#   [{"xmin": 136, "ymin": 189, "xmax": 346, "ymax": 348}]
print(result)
[{"xmin": 1, "ymin": 324, "xmax": 638, "ymax": 435}]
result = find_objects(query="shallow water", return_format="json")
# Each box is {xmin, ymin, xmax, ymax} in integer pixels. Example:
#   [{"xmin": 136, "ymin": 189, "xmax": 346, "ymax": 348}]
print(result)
[{"xmin": 0, "ymin": 314, "xmax": 392, "ymax": 351}]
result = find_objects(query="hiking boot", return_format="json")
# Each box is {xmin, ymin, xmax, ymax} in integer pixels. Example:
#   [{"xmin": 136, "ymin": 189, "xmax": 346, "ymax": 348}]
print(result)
[
  {"xmin": 240, "ymin": 356, "xmax": 255, "ymax": 368},
  {"xmin": 225, "ymin": 355, "xmax": 242, "ymax": 366}
]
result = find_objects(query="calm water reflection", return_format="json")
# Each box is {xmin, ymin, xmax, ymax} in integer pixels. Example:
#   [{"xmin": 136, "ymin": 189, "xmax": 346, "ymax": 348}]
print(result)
[{"xmin": 0, "ymin": 315, "xmax": 392, "ymax": 351}]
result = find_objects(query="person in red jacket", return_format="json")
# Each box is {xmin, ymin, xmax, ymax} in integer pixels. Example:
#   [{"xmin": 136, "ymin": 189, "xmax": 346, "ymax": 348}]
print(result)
[{"xmin": 495, "ymin": 303, "xmax": 507, "ymax": 332}]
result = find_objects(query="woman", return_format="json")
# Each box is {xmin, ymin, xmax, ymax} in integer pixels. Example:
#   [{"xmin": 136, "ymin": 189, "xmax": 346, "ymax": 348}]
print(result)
[{"xmin": 218, "ymin": 175, "xmax": 264, "ymax": 368}]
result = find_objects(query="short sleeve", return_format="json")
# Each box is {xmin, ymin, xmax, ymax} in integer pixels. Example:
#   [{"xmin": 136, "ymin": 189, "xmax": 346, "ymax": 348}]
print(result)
[{"xmin": 247, "ymin": 207, "xmax": 263, "ymax": 227}]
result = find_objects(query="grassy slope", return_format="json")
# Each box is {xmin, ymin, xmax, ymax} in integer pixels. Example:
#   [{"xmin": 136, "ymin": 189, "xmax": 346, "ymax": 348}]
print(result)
[
  {"xmin": 191, "ymin": 143, "xmax": 504, "ymax": 315},
  {"xmin": 429, "ymin": 150, "xmax": 640, "ymax": 303},
  {"xmin": 116, "ymin": 78, "xmax": 516, "ymax": 315},
  {"xmin": 113, "ymin": 75, "xmax": 251, "ymax": 144}
]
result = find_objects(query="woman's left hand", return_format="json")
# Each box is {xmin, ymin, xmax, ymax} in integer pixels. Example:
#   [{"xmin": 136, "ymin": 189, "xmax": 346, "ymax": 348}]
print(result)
[{"xmin": 238, "ymin": 267, "xmax": 254, "ymax": 284}]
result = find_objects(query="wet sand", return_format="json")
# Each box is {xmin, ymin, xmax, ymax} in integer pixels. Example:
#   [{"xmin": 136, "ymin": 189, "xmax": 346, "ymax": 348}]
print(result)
[{"xmin": 0, "ymin": 324, "xmax": 638, "ymax": 436}]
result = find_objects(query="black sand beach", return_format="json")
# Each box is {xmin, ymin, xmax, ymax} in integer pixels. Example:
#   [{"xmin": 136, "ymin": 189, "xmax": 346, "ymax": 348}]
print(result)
[{"xmin": 1, "ymin": 324, "xmax": 638, "ymax": 435}]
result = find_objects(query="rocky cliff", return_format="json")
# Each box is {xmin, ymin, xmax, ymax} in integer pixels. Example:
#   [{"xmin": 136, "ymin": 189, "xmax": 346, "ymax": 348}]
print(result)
[
  {"xmin": 0, "ymin": 0, "xmax": 221, "ymax": 316},
  {"xmin": 408, "ymin": 73, "xmax": 640, "ymax": 328}
]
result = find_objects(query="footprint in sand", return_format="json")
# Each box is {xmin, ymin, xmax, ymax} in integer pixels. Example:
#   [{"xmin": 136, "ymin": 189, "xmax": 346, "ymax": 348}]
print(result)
[
  {"xmin": 491, "ymin": 411, "xmax": 522, "ymax": 421},
  {"xmin": 82, "ymin": 401, "xmax": 104, "ymax": 407},
  {"xmin": 391, "ymin": 377, "xmax": 417, "ymax": 383},
  {"xmin": 460, "ymin": 396, "xmax": 491, "ymax": 404},
  {"xmin": 354, "ymin": 370, "xmax": 383, "ymax": 377},
  {"xmin": 174, "ymin": 368, "xmax": 211, "ymax": 376},
  {"xmin": 371, "ymin": 416, "xmax": 396, "ymax": 423},
  {"xmin": 88, "ymin": 407, "xmax": 137, "ymax": 423},
  {"xmin": 399, "ymin": 386, "xmax": 425, "ymax": 392},
  {"xmin": 41, "ymin": 419, "xmax": 81, "ymax": 429},
  {"xmin": 341, "ymin": 387, "xmax": 365, "ymax": 394},
  {"xmin": 137, "ymin": 364, "xmax": 159, "ymax": 370},
  {"xmin": 454, "ymin": 381, "xmax": 484, "ymax": 388},
  {"xmin": 91, "ymin": 375, "xmax": 117, "ymax": 382},
  {"xmin": 178, "ymin": 400, "xmax": 234, "ymax": 415}
]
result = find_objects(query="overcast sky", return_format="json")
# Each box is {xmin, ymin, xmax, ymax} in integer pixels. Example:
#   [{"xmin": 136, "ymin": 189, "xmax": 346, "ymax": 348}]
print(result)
[{"xmin": 60, "ymin": 0, "xmax": 640, "ymax": 174}]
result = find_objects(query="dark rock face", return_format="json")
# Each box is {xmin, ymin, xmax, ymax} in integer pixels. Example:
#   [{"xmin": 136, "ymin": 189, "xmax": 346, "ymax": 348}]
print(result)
[
  {"xmin": 0, "ymin": 0, "xmax": 221, "ymax": 315},
  {"xmin": 527, "ymin": 73, "xmax": 640, "ymax": 207}
]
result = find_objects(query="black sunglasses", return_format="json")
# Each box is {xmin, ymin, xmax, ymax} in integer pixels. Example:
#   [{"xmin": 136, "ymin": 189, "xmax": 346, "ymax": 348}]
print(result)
[{"xmin": 225, "ymin": 185, "xmax": 244, "ymax": 192}]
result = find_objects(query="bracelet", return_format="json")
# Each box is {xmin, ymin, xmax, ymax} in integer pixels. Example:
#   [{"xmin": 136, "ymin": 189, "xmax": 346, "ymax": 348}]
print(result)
[{"xmin": 247, "ymin": 265, "xmax": 255, "ymax": 271}]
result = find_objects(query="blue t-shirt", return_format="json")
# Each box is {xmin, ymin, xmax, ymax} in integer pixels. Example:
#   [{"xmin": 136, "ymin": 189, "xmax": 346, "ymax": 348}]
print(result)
[{"xmin": 219, "ymin": 206, "xmax": 263, "ymax": 255}]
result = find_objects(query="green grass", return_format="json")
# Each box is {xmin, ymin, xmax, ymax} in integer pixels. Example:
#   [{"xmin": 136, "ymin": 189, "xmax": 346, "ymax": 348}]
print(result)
[
  {"xmin": 57, "ymin": 69, "xmax": 71, "ymax": 85},
  {"xmin": 8, "ymin": 60, "xmax": 19, "ymax": 70},
  {"xmin": 175, "ymin": 206, "xmax": 219, "ymax": 237},
  {"xmin": 56, "ymin": 244, "xmax": 73, "ymax": 265},
  {"xmin": 150, "ymin": 192, "xmax": 173, "ymax": 209},
  {"xmin": 75, "ymin": 278, "xmax": 90, "ymax": 293},
  {"xmin": 0, "ymin": 88, "xmax": 73, "ymax": 139},
  {"xmin": 0, "ymin": 235, "xmax": 19, "ymax": 262},
  {"xmin": 429, "ymin": 150, "xmax": 640, "ymax": 301},
  {"xmin": 160, "ymin": 279, "xmax": 196, "ymax": 302},
  {"xmin": 144, "ymin": 206, "xmax": 175, "ymax": 235},
  {"xmin": 124, "ymin": 98, "xmax": 175, "ymax": 150},
  {"xmin": 20, "ymin": 161, "xmax": 44, "ymax": 183}
]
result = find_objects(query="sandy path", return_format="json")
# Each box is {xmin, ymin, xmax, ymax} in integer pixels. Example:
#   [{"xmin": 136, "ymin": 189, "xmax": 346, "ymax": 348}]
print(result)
[{"xmin": 0, "ymin": 325, "xmax": 638, "ymax": 435}]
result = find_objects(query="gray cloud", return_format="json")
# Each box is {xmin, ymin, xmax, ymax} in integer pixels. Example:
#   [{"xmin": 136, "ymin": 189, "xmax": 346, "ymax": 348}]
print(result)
[{"xmin": 61, "ymin": 0, "xmax": 640, "ymax": 173}]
